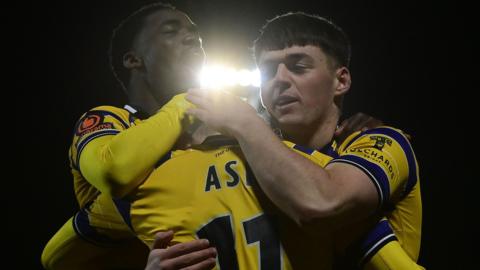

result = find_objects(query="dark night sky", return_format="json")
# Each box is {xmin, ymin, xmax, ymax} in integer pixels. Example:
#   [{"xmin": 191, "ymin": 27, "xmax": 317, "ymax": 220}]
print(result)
[{"xmin": 9, "ymin": 0, "xmax": 475, "ymax": 268}]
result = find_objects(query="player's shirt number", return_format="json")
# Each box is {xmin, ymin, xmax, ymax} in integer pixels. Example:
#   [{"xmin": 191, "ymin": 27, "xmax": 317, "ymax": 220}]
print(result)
[{"xmin": 197, "ymin": 214, "xmax": 281, "ymax": 269}]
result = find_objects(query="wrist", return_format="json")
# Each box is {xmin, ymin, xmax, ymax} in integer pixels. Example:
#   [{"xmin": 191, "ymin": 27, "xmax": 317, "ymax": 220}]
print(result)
[{"xmin": 229, "ymin": 113, "xmax": 267, "ymax": 139}]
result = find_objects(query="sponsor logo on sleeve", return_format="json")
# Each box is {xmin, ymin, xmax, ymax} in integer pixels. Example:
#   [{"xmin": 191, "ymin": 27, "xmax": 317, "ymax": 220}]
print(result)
[{"xmin": 76, "ymin": 114, "xmax": 114, "ymax": 136}]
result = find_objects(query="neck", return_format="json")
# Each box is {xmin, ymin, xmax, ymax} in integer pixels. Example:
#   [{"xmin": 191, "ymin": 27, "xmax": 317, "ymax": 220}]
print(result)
[
  {"xmin": 191, "ymin": 124, "xmax": 221, "ymax": 144},
  {"xmin": 174, "ymin": 123, "xmax": 221, "ymax": 149},
  {"xmin": 127, "ymin": 74, "xmax": 171, "ymax": 116},
  {"xmin": 282, "ymin": 108, "xmax": 339, "ymax": 150}
]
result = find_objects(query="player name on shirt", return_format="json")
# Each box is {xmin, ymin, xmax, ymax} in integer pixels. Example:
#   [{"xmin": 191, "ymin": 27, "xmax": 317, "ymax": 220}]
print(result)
[{"xmin": 205, "ymin": 159, "xmax": 254, "ymax": 192}]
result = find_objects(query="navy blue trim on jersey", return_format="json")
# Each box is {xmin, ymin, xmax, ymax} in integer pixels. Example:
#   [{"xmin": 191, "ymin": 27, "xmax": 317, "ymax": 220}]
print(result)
[
  {"xmin": 337, "ymin": 219, "xmax": 397, "ymax": 269},
  {"xmin": 361, "ymin": 127, "xmax": 417, "ymax": 197},
  {"xmin": 292, "ymin": 141, "xmax": 339, "ymax": 158},
  {"xmin": 293, "ymin": 144, "xmax": 314, "ymax": 155},
  {"xmin": 154, "ymin": 151, "xmax": 172, "ymax": 168},
  {"xmin": 88, "ymin": 110, "xmax": 130, "ymax": 129},
  {"xmin": 329, "ymin": 154, "xmax": 390, "ymax": 207},
  {"xmin": 358, "ymin": 219, "xmax": 397, "ymax": 266},
  {"xmin": 342, "ymin": 127, "xmax": 418, "ymax": 198},
  {"xmin": 74, "ymin": 130, "xmax": 120, "ymax": 169},
  {"xmin": 113, "ymin": 198, "xmax": 134, "ymax": 231},
  {"xmin": 371, "ymin": 128, "xmax": 417, "ymax": 197},
  {"xmin": 133, "ymin": 108, "xmax": 149, "ymax": 120},
  {"xmin": 128, "ymin": 113, "xmax": 136, "ymax": 125},
  {"xmin": 72, "ymin": 205, "xmax": 131, "ymax": 247},
  {"xmin": 319, "ymin": 142, "xmax": 339, "ymax": 158}
]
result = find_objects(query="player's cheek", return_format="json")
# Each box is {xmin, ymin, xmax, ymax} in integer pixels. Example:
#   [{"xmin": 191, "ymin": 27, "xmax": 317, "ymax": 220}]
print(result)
[{"xmin": 260, "ymin": 89, "xmax": 273, "ymax": 109}]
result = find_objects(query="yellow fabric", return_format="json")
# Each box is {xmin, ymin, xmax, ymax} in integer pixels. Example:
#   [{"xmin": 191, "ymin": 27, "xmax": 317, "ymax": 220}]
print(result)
[
  {"xmin": 41, "ymin": 217, "xmax": 148, "ymax": 270},
  {"xmin": 365, "ymin": 241, "xmax": 425, "ymax": 270},
  {"xmin": 57, "ymin": 113, "xmax": 422, "ymax": 269},
  {"xmin": 334, "ymin": 126, "xmax": 422, "ymax": 266},
  {"xmin": 69, "ymin": 93, "xmax": 194, "ymax": 206},
  {"xmin": 99, "ymin": 134, "xmax": 420, "ymax": 269},
  {"xmin": 88, "ymin": 143, "xmax": 335, "ymax": 269},
  {"xmin": 336, "ymin": 126, "xmax": 413, "ymax": 203}
]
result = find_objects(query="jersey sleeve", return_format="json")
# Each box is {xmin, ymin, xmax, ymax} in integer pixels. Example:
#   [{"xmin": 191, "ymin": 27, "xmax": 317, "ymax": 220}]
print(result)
[
  {"xmin": 339, "ymin": 217, "xmax": 424, "ymax": 269},
  {"xmin": 70, "ymin": 106, "xmax": 130, "ymax": 170},
  {"xmin": 329, "ymin": 127, "xmax": 419, "ymax": 208},
  {"xmin": 70, "ymin": 93, "xmax": 195, "ymax": 197}
]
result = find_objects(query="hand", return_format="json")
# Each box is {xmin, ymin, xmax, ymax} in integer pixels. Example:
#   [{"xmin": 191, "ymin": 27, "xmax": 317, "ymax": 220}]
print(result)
[
  {"xmin": 334, "ymin": 113, "xmax": 383, "ymax": 145},
  {"xmin": 185, "ymin": 88, "xmax": 259, "ymax": 137},
  {"xmin": 145, "ymin": 231, "xmax": 217, "ymax": 270}
]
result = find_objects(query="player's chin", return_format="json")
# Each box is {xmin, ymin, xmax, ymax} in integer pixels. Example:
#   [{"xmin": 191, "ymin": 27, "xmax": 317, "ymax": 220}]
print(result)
[
  {"xmin": 179, "ymin": 57, "xmax": 202, "ymax": 75},
  {"xmin": 183, "ymin": 52, "xmax": 205, "ymax": 73},
  {"xmin": 275, "ymin": 113, "xmax": 305, "ymax": 129},
  {"xmin": 177, "ymin": 70, "xmax": 201, "ymax": 90}
]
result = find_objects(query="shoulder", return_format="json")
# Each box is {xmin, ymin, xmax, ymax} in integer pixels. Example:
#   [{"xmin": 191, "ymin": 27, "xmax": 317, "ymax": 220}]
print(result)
[
  {"xmin": 74, "ymin": 105, "xmax": 132, "ymax": 134},
  {"xmin": 338, "ymin": 126, "xmax": 414, "ymax": 154}
]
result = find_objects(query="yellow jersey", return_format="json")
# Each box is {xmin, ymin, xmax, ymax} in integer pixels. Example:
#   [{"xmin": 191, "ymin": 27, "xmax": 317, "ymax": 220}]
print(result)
[
  {"xmin": 115, "ymin": 138, "xmax": 336, "ymax": 270},
  {"xmin": 68, "ymin": 97, "xmax": 421, "ymax": 269},
  {"xmin": 329, "ymin": 127, "xmax": 422, "ymax": 268}
]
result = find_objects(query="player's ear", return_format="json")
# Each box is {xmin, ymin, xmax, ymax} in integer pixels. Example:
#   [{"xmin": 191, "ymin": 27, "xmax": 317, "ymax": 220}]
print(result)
[
  {"xmin": 334, "ymin": 66, "xmax": 351, "ymax": 96},
  {"xmin": 123, "ymin": 51, "xmax": 143, "ymax": 70}
]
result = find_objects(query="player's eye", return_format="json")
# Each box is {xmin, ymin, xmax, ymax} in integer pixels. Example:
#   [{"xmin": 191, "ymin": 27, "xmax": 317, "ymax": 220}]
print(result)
[
  {"xmin": 161, "ymin": 28, "xmax": 179, "ymax": 34},
  {"xmin": 287, "ymin": 63, "xmax": 309, "ymax": 74}
]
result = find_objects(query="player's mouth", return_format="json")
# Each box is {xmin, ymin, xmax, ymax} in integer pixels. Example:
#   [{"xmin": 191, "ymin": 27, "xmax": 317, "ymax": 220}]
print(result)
[
  {"xmin": 183, "ymin": 46, "xmax": 205, "ymax": 74},
  {"xmin": 274, "ymin": 95, "xmax": 299, "ymax": 112},
  {"xmin": 185, "ymin": 45, "xmax": 205, "ymax": 60}
]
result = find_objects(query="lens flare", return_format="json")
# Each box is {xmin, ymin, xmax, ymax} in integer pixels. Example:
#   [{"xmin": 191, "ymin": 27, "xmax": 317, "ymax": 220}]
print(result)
[{"xmin": 199, "ymin": 65, "xmax": 260, "ymax": 89}]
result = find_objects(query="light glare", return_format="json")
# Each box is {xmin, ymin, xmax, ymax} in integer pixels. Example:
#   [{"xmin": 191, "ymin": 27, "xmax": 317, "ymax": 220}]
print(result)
[{"xmin": 199, "ymin": 65, "xmax": 260, "ymax": 89}]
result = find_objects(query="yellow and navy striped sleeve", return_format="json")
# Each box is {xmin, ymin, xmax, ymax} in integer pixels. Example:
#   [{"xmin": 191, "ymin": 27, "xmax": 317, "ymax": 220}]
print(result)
[
  {"xmin": 355, "ymin": 218, "xmax": 397, "ymax": 267},
  {"xmin": 70, "ymin": 106, "xmax": 131, "ymax": 170},
  {"xmin": 70, "ymin": 94, "xmax": 195, "ymax": 197},
  {"xmin": 330, "ymin": 126, "xmax": 419, "ymax": 207},
  {"xmin": 342, "ymin": 218, "xmax": 424, "ymax": 269}
]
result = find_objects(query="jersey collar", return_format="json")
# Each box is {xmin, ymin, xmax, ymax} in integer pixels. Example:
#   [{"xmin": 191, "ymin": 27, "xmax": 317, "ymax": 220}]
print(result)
[{"xmin": 124, "ymin": 104, "xmax": 150, "ymax": 120}]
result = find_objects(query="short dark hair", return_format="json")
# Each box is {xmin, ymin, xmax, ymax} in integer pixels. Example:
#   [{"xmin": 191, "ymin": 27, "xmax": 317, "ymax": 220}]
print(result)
[
  {"xmin": 108, "ymin": 2, "xmax": 176, "ymax": 91},
  {"xmin": 254, "ymin": 12, "xmax": 351, "ymax": 68}
]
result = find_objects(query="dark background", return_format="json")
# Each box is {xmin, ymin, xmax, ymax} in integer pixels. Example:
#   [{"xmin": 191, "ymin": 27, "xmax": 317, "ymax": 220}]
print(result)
[{"xmin": 9, "ymin": 0, "xmax": 474, "ymax": 268}]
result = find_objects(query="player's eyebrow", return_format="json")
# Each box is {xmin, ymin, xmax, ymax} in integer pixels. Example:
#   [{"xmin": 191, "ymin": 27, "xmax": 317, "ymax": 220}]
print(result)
[
  {"xmin": 158, "ymin": 19, "xmax": 199, "ymax": 34},
  {"xmin": 259, "ymin": 52, "xmax": 315, "ymax": 68},
  {"xmin": 159, "ymin": 19, "xmax": 181, "ymax": 27},
  {"xmin": 284, "ymin": 53, "xmax": 315, "ymax": 63}
]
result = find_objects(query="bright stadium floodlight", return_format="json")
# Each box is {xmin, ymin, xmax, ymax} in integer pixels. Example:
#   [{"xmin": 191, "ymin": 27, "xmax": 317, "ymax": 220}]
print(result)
[{"xmin": 199, "ymin": 65, "xmax": 260, "ymax": 89}]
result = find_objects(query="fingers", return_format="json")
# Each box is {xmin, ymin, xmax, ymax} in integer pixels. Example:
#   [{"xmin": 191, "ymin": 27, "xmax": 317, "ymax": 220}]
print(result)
[
  {"xmin": 186, "ymin": 108, "xmax": 207, "ymax": 122},
  {"xmin": 365, "ymin": 118, "xmax": 384, "ymax": 129},
  {"xmin": 181, "ymin": 257, "xmax": 217, "ymax": 270},
  {"xmin": 152, "ymin": 231, "xmax": 175, "ymax": 249},
  {"xmin": 345, "ymin": 113, "xmax": 370, "ymax": 132},
  {"xmin": 186, "ymin": 92, "xmax": 207, "ymax": 109},
  {"xmin": 162, "ymin": 246, "xmax": 217, "ymax": 270},
  {"xmin": 335, "ymin": 119, "xmax": 348, "ymax": 137},
  {"xmin": 163, "ymin": 239, "xmax": 212, "ymax": 259},
  {"xmin": 186, "ymin": 89, "xmax": 222, "ymax": 109},
  {"xmin": 340, "ymin": 112, "xmax": 384, "ymax": 134},
  {"xmin": 151, "ymin": 239, "xmax": 216, "ymax": 270},
  {"xmin": 186, "ymin": 88, "xmax": 207, "ymax": 97},
  {"xmin": 335, "ymin": 113, "xmax": 371, "ymax": 144}
]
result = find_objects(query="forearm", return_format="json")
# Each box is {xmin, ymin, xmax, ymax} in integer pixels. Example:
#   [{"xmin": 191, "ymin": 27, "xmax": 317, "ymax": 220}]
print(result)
[
  {"xmin": 80, "ymin": 97, "xmax": 192, "ymax": 197},
  {"xmin": 185, "ymin": 90, "xmax": 378, "ymax": 231},
  {"xmin": 232, "ymin": 117, "xmax": 338, "ymax": 228}
]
